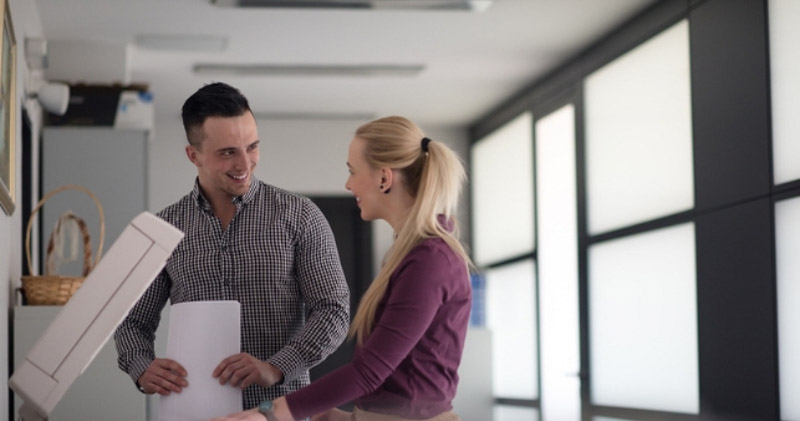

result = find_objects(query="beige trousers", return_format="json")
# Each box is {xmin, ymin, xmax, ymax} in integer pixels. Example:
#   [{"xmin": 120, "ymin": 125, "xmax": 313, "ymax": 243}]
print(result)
[{"xmin": 352, "ymin": 407, "xmax": 461, "ymax": 421}]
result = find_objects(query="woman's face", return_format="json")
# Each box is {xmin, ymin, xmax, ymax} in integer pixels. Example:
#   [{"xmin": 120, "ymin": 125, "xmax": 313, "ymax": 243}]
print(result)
[{"xmin": 345, "ymin": 136, "xmax": 383, "ymax": 221}]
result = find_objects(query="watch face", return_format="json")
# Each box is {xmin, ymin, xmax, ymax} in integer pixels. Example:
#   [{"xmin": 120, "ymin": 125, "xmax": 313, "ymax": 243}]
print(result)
[
  {"xmin": 259, "ymin": 400, "xmax": 274, "ymax": 413},
  {"xmin": 259, "ymin": 400, "xmax": 277, "ymax": 421}
]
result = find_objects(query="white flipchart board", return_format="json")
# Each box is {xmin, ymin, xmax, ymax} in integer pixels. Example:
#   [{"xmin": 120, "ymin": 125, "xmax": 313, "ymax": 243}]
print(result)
[{"xmin": 9, "ymin": 212, "xmax": 184, "ymax": 421}]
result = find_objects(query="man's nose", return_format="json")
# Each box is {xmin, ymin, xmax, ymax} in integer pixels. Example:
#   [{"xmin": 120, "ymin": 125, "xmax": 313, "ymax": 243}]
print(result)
[{"xmin": 234, "ymin": 152, "xmax": 248, "ymax": 169}]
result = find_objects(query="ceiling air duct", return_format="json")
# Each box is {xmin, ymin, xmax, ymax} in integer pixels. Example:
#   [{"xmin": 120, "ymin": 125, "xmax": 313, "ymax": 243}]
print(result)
[{"xmin": 211, "ymin": 0, "xmax": 493, "ymax": 12}]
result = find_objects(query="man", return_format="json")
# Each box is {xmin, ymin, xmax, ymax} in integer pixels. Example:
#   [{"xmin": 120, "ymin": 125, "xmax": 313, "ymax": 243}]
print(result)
[{"xmin": 114, "ymin": 82, "xmax": 350, "ymax": 409}]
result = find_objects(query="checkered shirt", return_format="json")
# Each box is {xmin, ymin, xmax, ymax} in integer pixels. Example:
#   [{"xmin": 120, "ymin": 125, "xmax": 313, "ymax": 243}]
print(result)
[{"xmin": 114, "ymin": 177, "xmax": 350, "ymax": 409}]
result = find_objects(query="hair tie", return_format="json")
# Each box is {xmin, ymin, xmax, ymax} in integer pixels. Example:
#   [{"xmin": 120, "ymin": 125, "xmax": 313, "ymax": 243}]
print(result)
[{"xmin": 421, "ymin": 137, "xmax": 431, "ymax": 152}]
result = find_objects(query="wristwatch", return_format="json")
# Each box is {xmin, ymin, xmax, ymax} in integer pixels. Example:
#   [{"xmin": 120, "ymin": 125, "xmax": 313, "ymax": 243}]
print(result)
[{"xmin": 258, "ymin": 400, "xmax": 279, "ymax": 421}]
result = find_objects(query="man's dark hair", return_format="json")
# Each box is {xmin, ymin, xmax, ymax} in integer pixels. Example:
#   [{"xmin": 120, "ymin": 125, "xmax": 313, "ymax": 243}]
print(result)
[{"xmin": 181, "ymin": 82, "xmax": 252, "ymax": 146}]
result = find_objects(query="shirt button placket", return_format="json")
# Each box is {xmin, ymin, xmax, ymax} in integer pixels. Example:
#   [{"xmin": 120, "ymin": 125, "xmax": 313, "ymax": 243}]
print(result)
[{"xmin": 220, "ymin": 234, "xmax": 233, "ymax": 298}]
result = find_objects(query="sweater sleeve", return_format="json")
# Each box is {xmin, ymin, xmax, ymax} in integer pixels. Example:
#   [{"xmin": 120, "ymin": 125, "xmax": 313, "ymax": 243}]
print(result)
[{"xmin": 284, "ymin": 244, "xmax": 451, "ymax": 419}]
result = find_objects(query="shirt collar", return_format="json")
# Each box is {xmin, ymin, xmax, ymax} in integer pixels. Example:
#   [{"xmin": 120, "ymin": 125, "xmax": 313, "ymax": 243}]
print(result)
[{"xmin": 190, "ymin": 176, "xmax": 259, "ymax": 211}]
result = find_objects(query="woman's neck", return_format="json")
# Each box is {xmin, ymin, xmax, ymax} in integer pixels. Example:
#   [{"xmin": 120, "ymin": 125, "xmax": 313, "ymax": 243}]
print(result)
[{"xmin": 384, "ymin": 193, "xmax": 415, "ymax": 234}]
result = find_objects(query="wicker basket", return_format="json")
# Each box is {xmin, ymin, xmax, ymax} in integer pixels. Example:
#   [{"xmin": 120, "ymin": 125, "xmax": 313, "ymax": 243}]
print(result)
[{"xmin": 21, "ymin": 185, "xmax": 105, "ymax": 305}]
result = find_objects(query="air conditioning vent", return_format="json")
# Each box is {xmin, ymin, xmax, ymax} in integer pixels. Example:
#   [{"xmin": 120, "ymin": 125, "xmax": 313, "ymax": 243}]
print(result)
[{"xmin": 211, "ymin": 0, "xmax": 492, "ymax": 12}]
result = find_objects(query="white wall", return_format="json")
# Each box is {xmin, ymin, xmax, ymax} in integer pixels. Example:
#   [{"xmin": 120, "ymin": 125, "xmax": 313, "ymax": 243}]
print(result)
[
  {"xmin": 2, "ymin": 0, "xmax": 46, "ymax": 416},
  {"xmin": 148, "ymin": 115, "xmax": 470, "ymax": 276}
]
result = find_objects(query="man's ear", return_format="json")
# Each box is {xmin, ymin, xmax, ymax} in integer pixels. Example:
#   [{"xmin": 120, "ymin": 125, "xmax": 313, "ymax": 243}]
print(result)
[{"xmin": 186, "ymin": 145, "xmax": 201, "ymax": 167}]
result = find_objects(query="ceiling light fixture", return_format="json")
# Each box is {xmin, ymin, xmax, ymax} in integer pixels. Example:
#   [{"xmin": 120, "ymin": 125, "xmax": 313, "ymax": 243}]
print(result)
[
  {"xmin": 253, "ymin": 111, "xmax": 376, "ymax": 121},
  {"xmin": 193, "ymin": 63, "xmax": 425, "ymax": 77},
  {"xmin": 211, "ymin": 0, "xmax": 492, "ymax": 12}
]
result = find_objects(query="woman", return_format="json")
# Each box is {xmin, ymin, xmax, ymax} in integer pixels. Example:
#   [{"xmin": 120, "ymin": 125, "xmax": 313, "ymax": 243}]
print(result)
[{"xmin": 214, "ymin": 116, "xmax": 472, "ymax": 421}]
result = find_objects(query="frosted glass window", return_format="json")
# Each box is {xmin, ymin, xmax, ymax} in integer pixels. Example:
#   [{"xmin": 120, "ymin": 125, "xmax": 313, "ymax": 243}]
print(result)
[
  {"xmin": 535, "ymin": 105, "xmax": 580, "ymax": 420},
  {"xmin": 589, "ymin": 223, "xmax": 699, "ymax": 413},
  {"xmin": 593, "ymin": 418, "xmax": 634, "ymax": 421},
  {"xmin": 472, "ymin": 112, "xmax": 534, "ymax": 265},
  {"xmin": 584, "ymin": 20, "xmax": 694, "ymax": 234},
  {"xmin": 486, "ymin": 259, "xmax": 537, "ymax": 398},
  {"xmin": 776, "ymin": 197, "xmax": 800, "ymax": 420},
  {"xmin": 770, "ymin": 0, "xmax": 800, "ymax": 184},
  {"xmin": 494, "ymin": 405, "xmax": 539, "ymax": 421}
]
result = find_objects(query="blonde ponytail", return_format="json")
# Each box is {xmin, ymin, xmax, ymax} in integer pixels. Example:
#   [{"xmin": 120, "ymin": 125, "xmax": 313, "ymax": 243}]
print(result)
[{"xmin": 348, "ymin": 116, "xmax": 472, "ymax": 344}]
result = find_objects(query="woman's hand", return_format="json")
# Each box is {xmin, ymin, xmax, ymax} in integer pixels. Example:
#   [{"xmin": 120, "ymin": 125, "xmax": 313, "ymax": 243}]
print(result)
[
  {"xmin": 210, "ymin": 397, "xmax": 296, "ymax": 421},
  {"xmin": 209, "ymin": 408, "xmax": 264, "ymax": 421},
  {"xmin": 311, "ymin": 408, "xmax": 352, "ymax": 421}
]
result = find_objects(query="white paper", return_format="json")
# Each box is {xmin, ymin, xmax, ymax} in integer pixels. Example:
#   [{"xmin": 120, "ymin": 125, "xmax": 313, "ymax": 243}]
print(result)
[{"xmin": 158, "ymin": 301, "xmax": 243, "ymax": 421}]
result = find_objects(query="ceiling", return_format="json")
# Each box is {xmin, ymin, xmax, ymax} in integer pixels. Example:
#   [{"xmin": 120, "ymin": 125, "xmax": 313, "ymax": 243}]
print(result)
[{"xmin": 34, "ymin": 0, "xmax": 655, "ymax": 130}]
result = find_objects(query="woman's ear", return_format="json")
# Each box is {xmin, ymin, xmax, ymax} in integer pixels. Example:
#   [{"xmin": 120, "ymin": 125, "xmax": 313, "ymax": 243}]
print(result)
[{"xmin": 380, "ymin": 167, "xmax": 394, "ymax": 194}]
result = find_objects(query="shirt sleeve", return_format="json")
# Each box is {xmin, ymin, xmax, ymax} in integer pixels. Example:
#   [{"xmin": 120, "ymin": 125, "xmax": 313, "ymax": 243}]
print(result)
[
  {"xmin": 266, "ymin": 199, "xmax": 351, "ymax": 383},
  {"xmin": 284, "ymin": 244, "xmax": 449, "ymax": 419},
  {"xmin": 113, "ymin": 267, "xmax": 171, "ymax": 387}
]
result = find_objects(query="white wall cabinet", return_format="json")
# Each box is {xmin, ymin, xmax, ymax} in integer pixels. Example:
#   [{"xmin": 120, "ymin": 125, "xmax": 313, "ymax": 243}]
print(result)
[
  {"xmin": 41, "ymin": 127, "xmax": 148, "ymax": 276},
  {"xmin": 10, "ymin": 127, "xmax": 154, "ymax": 420}
]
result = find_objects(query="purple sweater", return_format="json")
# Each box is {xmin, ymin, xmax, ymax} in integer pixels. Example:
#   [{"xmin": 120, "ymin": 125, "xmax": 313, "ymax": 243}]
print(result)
[{"xmin": 284, "ymin": 236, "xmax": 471, "ymax": 419}]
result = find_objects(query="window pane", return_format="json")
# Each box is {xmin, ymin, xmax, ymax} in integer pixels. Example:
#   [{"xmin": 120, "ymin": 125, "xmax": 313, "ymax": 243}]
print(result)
[
  {"xmin": 584, "ymin": 20, "xmax": 694, "ymax": 234},
  {"xmin": 775, "ymin": 197, "xmax": 800, "ymax": 420},
  {"xmin": 486, "ymin": 259, "xmax": 537, "ymax": 399},
  {"xmin": 494, "ymin": 405, "xmax": 539, "ymax": 421},
  {"xmin": 770, "ymin": 0, "xmax": 800, "ymax": 184},
  {"xmin": 589, "ymin": 223, "xmax": 699, "ymax": 413},
  {"xmin": 471, "ymin": 112, "xmax": 534, "ymax": 265},
  {"xmin": 535, "ymin": 105, "xmax": 580, "ymax": 420}
]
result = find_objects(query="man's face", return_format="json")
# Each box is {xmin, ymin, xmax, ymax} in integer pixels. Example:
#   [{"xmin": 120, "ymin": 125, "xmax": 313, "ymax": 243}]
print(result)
[{"xmin": 186, "ymin": 113, "xmax": 260, "ymax": 203}]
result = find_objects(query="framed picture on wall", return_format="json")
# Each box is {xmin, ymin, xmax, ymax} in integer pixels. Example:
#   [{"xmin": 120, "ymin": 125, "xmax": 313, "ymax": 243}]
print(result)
[{"xmin": 0, "ymin": 0, "xmax": 15, "ymax": 215}]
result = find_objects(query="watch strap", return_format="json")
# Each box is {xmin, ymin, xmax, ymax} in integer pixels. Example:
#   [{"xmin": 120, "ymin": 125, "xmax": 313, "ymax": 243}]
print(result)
[{"xmin": 258, "ymin": 400, "xmax": 279, "ymax": 421}]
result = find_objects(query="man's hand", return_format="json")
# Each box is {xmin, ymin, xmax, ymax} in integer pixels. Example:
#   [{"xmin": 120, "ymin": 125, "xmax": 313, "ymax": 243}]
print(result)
[
  {"xmin": 137, "ymin": 358, "xmax": 188, "ymax": 396},
  {"xmin": 213, "ymin": 353, "xmax": 284, "ymax": 389}
]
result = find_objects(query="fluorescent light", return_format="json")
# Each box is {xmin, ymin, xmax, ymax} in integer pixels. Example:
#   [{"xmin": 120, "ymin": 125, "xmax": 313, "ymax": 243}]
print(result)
[
  {"xmin": 193, "ymin": 63, "xmax": 425, "ymax": 77},
  {"xmin": 211, "ymin": 0, "xmax": 492, "ymax": 12},
  {"xmin": 135, "ymin": 34, "xmax": 228, "ymax": 52},
  {"xmin": 253, "ymin": 111, "xmax": 376, "ymax": 121}
]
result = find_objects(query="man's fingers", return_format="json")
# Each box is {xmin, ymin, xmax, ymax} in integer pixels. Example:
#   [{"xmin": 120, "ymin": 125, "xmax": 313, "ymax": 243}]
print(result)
[
  {"xmin": 150, "ymin": 359, "xmax": 188, "ymax": 387},
  {"xmin": 228, "ymin": 364, "xmax": 255, "ymax": 388},
  {"xmin": 156, "ymin": 358, "xmax": 188, "ymax": 377},
  {"xmin": 238, "ymin": 372, "xmax": 259, "ymax": 390},
  {"xmin": 217, "ymin": 360, "xmax": 248, "ymax": 384},
  {"xmin": 214, "ymin": 354, "xmax": 245, "ymax": 377},
  {"xmin": 151, "ymin": 374, "xmax": 183, "ymax": 393}
]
